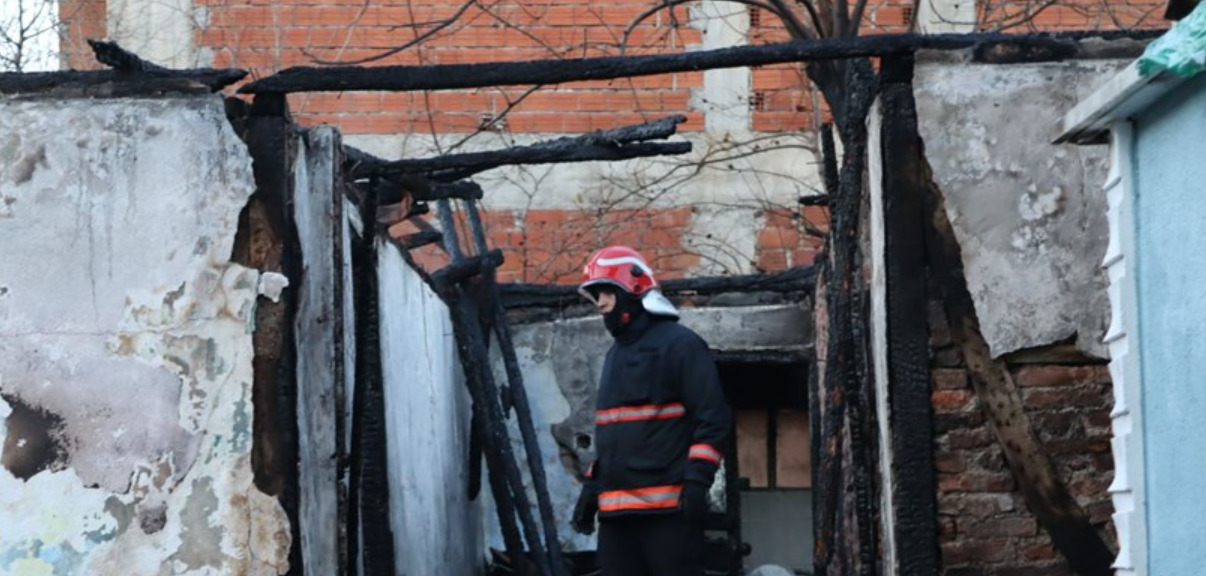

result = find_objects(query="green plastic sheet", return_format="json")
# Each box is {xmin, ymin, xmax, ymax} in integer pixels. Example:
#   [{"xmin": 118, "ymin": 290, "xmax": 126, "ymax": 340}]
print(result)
[{"xmin": 1139, "ymin": 2, "xmax": 1206, "ymax": 77}]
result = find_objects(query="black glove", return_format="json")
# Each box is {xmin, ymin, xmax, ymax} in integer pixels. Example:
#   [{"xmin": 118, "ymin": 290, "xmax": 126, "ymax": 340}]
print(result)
[
  {"xmin": 571, "ymin": 481, "xmax": 599, "ymax": 535},
  {"xmin": 682, "ymin": 481, "xmax": 710, "ymax": 523}
]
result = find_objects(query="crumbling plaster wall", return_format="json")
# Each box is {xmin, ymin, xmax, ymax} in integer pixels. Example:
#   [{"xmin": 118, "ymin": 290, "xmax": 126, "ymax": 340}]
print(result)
[
  {"xmin": 379, "ymin": 242, "xmax": 482, "ymax": 575},
  {"xmin": 486, "ymin": 303, "xmax": 811, "ymax": 552},
  {"xmin": 0, "ymin": 96, "xmax": 290, "ymax": 574},
  {"xmin": 914, "ymin": 60, "xmax": 1127, "ymax": 358}
]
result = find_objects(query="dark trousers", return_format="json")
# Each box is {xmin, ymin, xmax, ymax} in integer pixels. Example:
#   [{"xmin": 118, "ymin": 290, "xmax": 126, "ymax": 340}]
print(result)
[{"xmin": 598, "ymin": 513, "xmax": 705, "ymax": 576}]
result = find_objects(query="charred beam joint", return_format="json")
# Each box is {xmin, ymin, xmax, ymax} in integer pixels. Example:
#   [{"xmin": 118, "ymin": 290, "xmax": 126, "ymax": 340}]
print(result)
[
  {"xmin": 432, "ymin": 249, "xmax": 505, "ymax": 290},
  {"xmin": 400, "ymin": 229, "xmax": 443, "ymax": 250}
]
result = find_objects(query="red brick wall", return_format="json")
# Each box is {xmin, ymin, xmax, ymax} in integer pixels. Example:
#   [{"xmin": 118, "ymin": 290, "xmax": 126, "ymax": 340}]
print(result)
[
  {"xmin": 930, "ymin": 302, "xmax": 1116, "ymax": 575},
  {"xmin": 59, "ymin": 0, "xmax": 108, "ymax": 70},
  {"xmin": 393, "ymin": 204, "xmax": 827, "ymax": 283}
]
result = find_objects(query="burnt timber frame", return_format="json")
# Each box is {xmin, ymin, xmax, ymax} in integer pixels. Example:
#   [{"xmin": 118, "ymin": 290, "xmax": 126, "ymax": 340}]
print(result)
[
  {"xmin": 239, "ymin": 31, "xmax": 1161, "ymax": 95},
  {"xmin": 879, "ymin": 54, "xmax": 939, "ymax": 576}
]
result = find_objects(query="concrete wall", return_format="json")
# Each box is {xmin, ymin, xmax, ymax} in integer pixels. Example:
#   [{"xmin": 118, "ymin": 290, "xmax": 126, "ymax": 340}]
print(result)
[
  {"xmin": 378, "ymin": 243, "xmax": 481, "ymax": 574},
  {"xmin": 1132, "ymin": 72, "xmax": 1206, "ymax": 576},
  {"xmin": 487, "ymin": 303, "xmax": 810, "ymax": 552},
  {"xmin": 0, "ymin": 96, "xmax": 290, "ymax": 573},
  {"xmin": 915, "ymin": 60, "xmax": 1127, "ymax": 358}
]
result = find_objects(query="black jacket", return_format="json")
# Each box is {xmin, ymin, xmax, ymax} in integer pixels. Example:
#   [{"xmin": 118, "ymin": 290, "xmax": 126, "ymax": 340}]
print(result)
[{"xmin": 590, "ymin": 314, "xmax": 732, "ymax": 518}]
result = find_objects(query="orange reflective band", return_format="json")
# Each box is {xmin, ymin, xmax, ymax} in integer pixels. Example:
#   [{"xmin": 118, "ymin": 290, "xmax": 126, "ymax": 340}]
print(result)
[
  {"xmin": 598, "ymin": 485, "xmax": 683, "ymax": 513},
  {"xmin": 595, "ymin": 402, "xmax": 686, "ymax": 426},
  {"xmin": 689, "ymin": 444, "xmax": 722, "ymax": 465}
]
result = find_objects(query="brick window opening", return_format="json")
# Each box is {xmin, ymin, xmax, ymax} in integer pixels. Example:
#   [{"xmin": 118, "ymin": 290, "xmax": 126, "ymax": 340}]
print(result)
[
  {"xmin": 749, "ymin": 7, "xmax": 762, "ymax": 28},
  {"xmin": 902, "ymin": 5, "xmax": 915, "ymax": 25}
]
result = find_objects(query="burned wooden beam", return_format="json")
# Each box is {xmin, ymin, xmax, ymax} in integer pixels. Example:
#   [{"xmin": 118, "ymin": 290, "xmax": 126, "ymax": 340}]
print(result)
[
  {"xmin": 399, "ymin": 229, "xmax": 443, "ymax": 250},
  {"xmin": 879, "ymin": 53, "xmax": 938, "ymax": 576},
  {"xmin": 240, "ymin": 31, "xmax": 1160, "ymax": 95},
  {"xmin": 2, "ymin": 39, "xmax": 245, "ymax": 96},
  {"xmin": 362, "ymin": 141, "xmax": 691, "ymax": 181},
  {"xmin": 368, "ymin": 175, "xmax": 484, "ymax": 204},
  {"xmin": 0, "ymin": 69, "xmax": 249, "ymax": 96},
  {"xmin": 88, "ymin": 39, "xmax": 168, "ymax": 72},
  {"xmin": 499, "ymin": 266, "xmax": 816, "ymax": 309},
  {"xmin": 432, "ymin": 250, "xmax": 505, "ymax": 290},
  {"xmin": 354, "ymin": 115, "xmax": 686, "ymax": 179}
]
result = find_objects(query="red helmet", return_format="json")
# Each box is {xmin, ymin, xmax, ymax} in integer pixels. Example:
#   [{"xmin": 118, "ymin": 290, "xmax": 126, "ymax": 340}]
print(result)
[
  {"xmin": 579, "ymin": 246, "xmax": 659, "ymax": 299},
  {"xmin": 579, "ymin": 246, "xmax": 679, "ymax": 317}
]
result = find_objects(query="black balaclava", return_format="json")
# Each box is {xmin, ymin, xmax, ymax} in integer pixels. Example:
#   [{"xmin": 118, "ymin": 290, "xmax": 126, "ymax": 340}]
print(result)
[{"xmin": 597, "ymin": 287, "xmax": 646, "ymax": 339}]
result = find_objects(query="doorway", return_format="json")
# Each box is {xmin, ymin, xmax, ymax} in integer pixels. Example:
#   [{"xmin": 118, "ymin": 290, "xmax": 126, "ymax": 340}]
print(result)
[{"xmin": 719, "ymin": 359, "xmax": 814, "ymax": 575}]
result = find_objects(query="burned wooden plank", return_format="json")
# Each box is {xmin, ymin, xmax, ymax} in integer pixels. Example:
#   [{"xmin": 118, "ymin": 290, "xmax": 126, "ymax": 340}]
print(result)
[
  {"xmin": 294, "ymin": 126, "xmax": 343, "ymax": 576},
  {"xmin": 348, "ymin": 186, "xmax": 399, "ymax": 576},
  {"xmin": 366, "ymin": 176, "xmax": 484, "ymax": 204},
  {"xmin": 88, "ymin": 39, "xmax": 168, "ymax": 72},
  {"xmin": 427, "ymin": 142, "xmax": 690, "ymax": 182},
  {"xmin": 879, "ymin": 53, "xmax": 938, "ymax": 576},
  {"xmin": 464, "ymin": 202, "xmax": 569, "ymax": 576},
  {"xmin": 432, "ymin": 251, "xmax": 505, "ymax": 290},
  {"xmin": 353, "ymin": 116, "xmax": 686, "ymax": 179},
  {"xmin": 499, "ymin": 266, "xmax": 816, "ymax": 309},
  {"xmin": 240, "ymin": 32, "xmax": 1153, "ymax": 95},
  {"xmin": 921, "ymin": 140, "xmax": 1113, "ymax": 576},
  {"xmin": 1, "ymin": 46, "xmax": 247, "ymax": 97},
  {"xmin": 399, "ymin": 229, "xmax": 443, "ymax": 250},
  {"xmin": 0, "ymin": 72, "xmax": 247, "ymax": 97}
]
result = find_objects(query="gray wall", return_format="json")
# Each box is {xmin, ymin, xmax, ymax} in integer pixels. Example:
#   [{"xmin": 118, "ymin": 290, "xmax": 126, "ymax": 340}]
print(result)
[
  {"xmin": 379, "ymin": 242, "xmax": 482, "ymax": 574},
  {"xmin": 1132, "ymin": 72, "xmax": 1206, "ymax": 576},
  {"xmin": 0, "ymin": 96, "xmax": 290, "ymax": 574},
  {"xmin": 915, "ymin": 60, "xmax": 1126, "ymax": 358}
]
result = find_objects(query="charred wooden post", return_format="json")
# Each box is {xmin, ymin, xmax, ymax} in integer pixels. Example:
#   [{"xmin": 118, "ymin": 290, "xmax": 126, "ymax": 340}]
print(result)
[
  {"xmin": 347, "ymin": 177, "xmax": 398, "ymax": 576},
  {"xmin": 240, "ymin": 32, "xmax": 1159, "ymax": 95},
  {"xmin": 231, "ymin": 93, "xmax": 308, "ymax": 576},
  {"xmin": 921, "ymin": 154, "xmax": 1114, "ymax": 576},
  {"xmin": 464, "ymin": 201, "xmax": 570, "ymax": 576},
  {"xmin": 814, "ymin": 60, "xmax": 880, "ymax": 576},
  {"xmin": 437, "ymin": 200, "xmax": 544, "ymax": 576},
  {"xmin": 879, "ymin": 53, "xmax": 939, "ymax": 576}
]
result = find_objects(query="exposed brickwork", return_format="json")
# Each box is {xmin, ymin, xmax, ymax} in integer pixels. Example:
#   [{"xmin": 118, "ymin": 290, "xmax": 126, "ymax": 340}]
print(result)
[
  {"xmin": 930, "ymin": 301, "xmax": 1116, "ymax": 575},
  {"xmin": 388, "ymin": 203, "xmax": 827, "ymax": 280},
  {"xmin": 59, "ymin": 0, "xmax": 108, "ymax": 70},
  {"xmin": 390, "ymin": 206, "xmax": 704, "ymax": 283}
]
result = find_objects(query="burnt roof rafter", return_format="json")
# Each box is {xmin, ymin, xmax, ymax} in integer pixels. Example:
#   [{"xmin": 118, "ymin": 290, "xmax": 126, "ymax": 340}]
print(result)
[
  {"xmin": 239, "ymin": 31, "xmax": 1163, "ymax": 95},
  {"xmin": 348, "ymin": 115, "xmax": 691, "ymax": 181}
]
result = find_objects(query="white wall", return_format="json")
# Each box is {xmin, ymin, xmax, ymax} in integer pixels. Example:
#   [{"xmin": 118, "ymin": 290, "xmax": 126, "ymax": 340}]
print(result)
[
  {"xmin": 378, "ymin": 242, "xmax": 482, "ymax": 574},
  {"xmin": 0, "ymin": 96, "xmax": 290, "ymax": 574}
]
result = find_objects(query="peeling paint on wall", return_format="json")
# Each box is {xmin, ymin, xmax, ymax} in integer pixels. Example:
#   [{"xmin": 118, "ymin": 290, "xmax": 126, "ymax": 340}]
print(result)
[
  {"xmin": 0, "ymin": 96, "xmax": 290, "ymax": 574},
  {"xmin": 914, "ymin": 62, "xmax": 1125, "ymax": 358}
]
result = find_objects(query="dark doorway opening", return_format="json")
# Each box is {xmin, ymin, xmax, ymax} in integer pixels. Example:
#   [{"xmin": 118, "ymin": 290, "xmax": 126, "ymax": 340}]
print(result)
[{"xmin": 718, "ymin": 358, "xmax": 814, "ymax": 575}]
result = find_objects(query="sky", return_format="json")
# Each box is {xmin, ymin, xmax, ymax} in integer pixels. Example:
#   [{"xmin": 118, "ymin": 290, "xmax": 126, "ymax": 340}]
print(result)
[{"xmin": 0, "ymin": 0, "xmax": 61, "ymax": 72}]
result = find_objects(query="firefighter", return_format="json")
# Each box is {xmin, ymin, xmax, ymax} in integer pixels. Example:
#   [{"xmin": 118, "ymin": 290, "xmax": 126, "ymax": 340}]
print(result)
[{"xmin": 570, "ymin": 246, "xmax": 733, "ymax": 576}]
